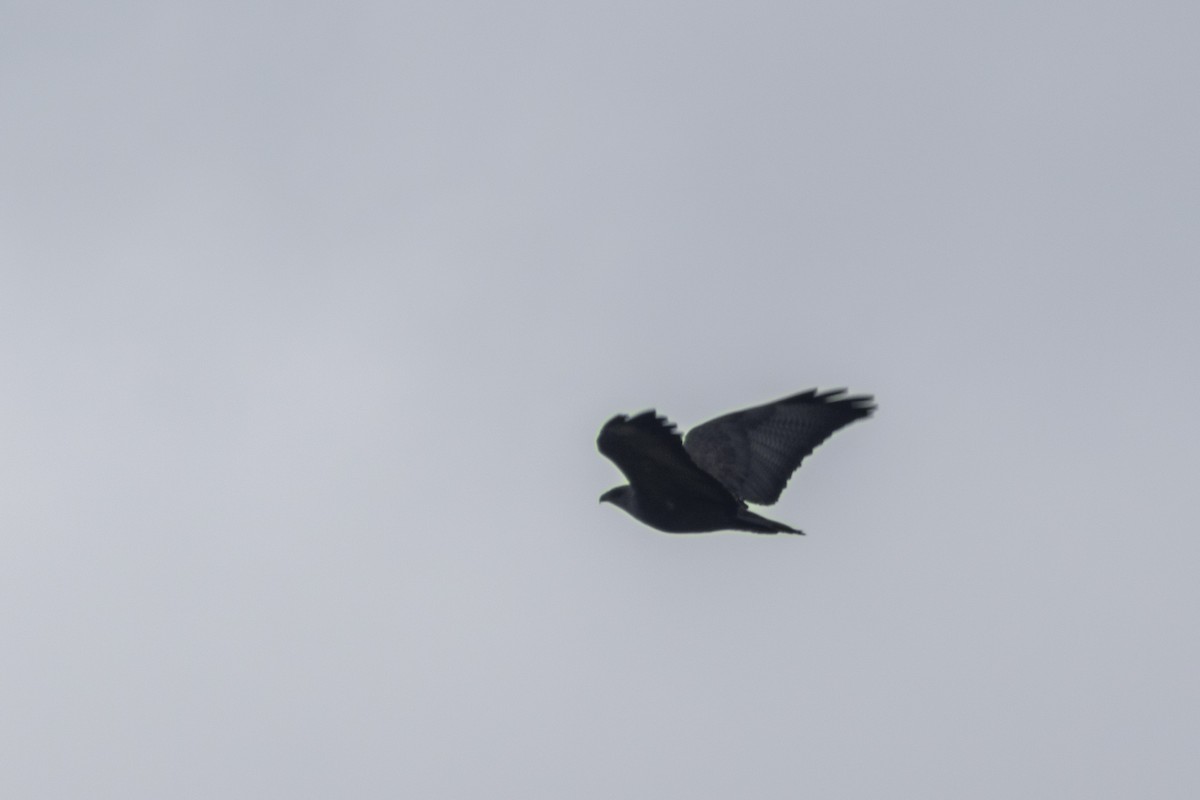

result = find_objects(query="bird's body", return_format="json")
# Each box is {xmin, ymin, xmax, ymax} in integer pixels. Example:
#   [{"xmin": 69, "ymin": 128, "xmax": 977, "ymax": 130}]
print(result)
[{"xmin": 597, "ymin": 388, "xmax": 874, "ymax": 535}]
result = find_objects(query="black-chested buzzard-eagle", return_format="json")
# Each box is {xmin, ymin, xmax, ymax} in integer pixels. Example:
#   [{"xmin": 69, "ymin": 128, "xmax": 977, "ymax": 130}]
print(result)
[{"xmin": 598, "ymin": 388, "xmax": 875, "ymax": 535}]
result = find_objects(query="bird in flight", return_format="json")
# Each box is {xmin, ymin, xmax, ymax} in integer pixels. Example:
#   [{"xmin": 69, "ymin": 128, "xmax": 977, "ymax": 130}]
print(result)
[{"xmin": 598, "ymin": 388, "xmax": 875, "ymax": 535}]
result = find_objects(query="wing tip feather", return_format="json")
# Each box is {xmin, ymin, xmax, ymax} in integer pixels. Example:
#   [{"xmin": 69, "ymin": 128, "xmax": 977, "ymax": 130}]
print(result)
[{"xmin": 786, "ymin": 387, "xmax": 877, "ymax": 418}]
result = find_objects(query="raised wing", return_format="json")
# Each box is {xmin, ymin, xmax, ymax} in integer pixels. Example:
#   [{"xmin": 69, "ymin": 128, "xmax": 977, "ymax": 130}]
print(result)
[
  {"xmin": 597, "ymin": 411, "xmax": 733, "ymax": 502},
  {"xmin": 683, "ymin": 389, "xmax": 875, "ymax": 505}
]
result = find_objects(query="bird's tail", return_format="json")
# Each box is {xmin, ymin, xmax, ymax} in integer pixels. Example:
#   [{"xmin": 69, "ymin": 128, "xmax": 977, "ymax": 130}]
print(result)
[{"xmin": 735, "ymin": 508, "xmax": 804, "ymax": 535}]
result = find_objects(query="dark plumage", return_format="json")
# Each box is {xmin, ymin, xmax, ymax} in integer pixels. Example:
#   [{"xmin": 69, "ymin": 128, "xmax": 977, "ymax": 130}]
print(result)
[{"xmin": 597, "ymin": 388, "xmax": 875, "ymax": 535}]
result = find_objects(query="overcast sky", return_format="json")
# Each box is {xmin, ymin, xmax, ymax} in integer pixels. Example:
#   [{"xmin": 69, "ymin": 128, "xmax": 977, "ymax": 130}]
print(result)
[{"xmin": 3, "ymin": 1, "xmax": 1198, "ymax": 798}]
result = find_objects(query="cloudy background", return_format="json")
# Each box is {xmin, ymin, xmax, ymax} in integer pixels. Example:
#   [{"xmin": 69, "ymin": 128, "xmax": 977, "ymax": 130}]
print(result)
[{"xmin": 3, "ymin": 1, "xmax": 1198, "ymax": 797}]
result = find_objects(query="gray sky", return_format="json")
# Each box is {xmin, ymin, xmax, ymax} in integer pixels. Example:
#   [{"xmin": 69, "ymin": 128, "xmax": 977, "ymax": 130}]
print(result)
[{"xmin": 3, "ymin": 1, "xmax": 1198, "ymax": 797}]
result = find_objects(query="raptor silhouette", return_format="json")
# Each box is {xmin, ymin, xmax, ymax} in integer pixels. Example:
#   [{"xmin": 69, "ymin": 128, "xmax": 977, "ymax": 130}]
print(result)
[{"xmin": 598, "ymin": 388, "xmax": 874, "ymax": 535}]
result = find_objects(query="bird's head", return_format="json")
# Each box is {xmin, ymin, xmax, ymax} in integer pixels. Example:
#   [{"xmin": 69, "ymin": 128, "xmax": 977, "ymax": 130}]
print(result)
[{"xmin": 599, "ymin": 485, "xmax": 631, "ymax": 507}]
